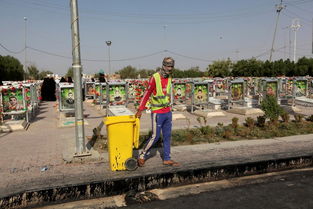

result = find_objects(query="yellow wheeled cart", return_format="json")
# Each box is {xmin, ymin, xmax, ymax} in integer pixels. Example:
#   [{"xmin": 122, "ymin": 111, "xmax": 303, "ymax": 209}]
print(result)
[{"xmin": 104, "ymin": 115, "xmax": 140, "ymax": 171}]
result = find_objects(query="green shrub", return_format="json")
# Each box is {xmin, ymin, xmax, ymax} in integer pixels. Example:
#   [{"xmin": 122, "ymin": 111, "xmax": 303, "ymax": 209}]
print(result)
[
  {"xmin": 172, "ymin": 130, "xmax": 187, "ymax": 143},
  {"xmin": 215, "ymin": 123, "xmax": 224, "ymax": 137},
  {"xmin": 261, "ymin": 95, "xmax": 283, "ymax": 122},
  {"xmin": 199, "ymin": 125, "xmax": 214, "ymax": 136},
  {"xmin": 294, "ymin": 114, "xmax": 304, "ymax": 123},
  {"xmin": 256, "ymin": 116, "xmax": 266, "ymax": 127},
  {"xmin": 236, "ymin": 126, "xmax": 250, "ymax": 138},
  {"xmin": 245, "ymin": 117, "xmax": 255, "ymax": 129},
  {"xmin": 231, "ymin": 117, "xmax": 239, "ymax": 129},
  {"xmin": 281, "ymin": 112, "xmax": 290, "ymax": 123},
  {"xmin": 196, "ymin": 116, "xmax": 207, "ymax": 127},
  {"xmin": 189, "ymin": 128, "xmax": 203, "ymax": 137},
  {"xmin": 222, "ymin": 126, "xmax": 234, "ymax": 139},
  {"xmin": 306, "ymin": 115, "xmax": 313, "ymax": 122}
]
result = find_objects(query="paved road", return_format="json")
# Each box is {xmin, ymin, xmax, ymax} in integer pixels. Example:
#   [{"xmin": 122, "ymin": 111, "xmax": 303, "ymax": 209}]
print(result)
[{"xmin": 123, "ymin": 168, "xmax": 313, "ymax": 209}]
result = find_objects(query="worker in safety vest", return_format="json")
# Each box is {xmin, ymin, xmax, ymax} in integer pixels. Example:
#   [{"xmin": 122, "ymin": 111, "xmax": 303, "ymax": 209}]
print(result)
[{"xmin": 135, "ymin": 57, "xmax": 180, "ymax": 167}]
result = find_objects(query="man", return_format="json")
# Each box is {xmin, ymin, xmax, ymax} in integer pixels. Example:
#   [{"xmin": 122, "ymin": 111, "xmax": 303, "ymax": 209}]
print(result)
[{"xmin": 135, "ymin": 57, "xmax": 180, "ymax": 167}]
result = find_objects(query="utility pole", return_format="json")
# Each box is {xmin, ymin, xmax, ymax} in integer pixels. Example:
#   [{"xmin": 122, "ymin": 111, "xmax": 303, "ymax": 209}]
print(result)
[
  {"xmin": 106, "ymin": 41, "xmax": 112, "ymax": 76},
  {"xmin": 269, "ymin": 0, "xmax": 285, "ymax": 62},
  {"xmin": 282, "ymin": 25, "xmax": 291, "ymax": 60},
  {"xmin": 70, "ymin": 0, "xmax": 89, "ymax": 157},
  {"xmin": 24, "ymin": 17, "xmax": 27, "ymax": 81},
  {"xmin": 291, "ymin": 18, "xmax": 301, "ymax": 62}
]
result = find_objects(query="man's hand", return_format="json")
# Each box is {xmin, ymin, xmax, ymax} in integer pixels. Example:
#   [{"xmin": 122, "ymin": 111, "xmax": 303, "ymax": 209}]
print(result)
[{"xmin": 135, "ymin": 110, "xmax": 142, "ymax": 118}]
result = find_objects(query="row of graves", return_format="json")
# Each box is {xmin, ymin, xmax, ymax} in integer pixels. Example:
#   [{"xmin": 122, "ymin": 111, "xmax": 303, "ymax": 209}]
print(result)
[
  {"xmin": 55, "ymin": 76, "xmax": 313, "ymax": 123},
  {"xmin": 0, "ymin": 81, "xmax": 42, "ymax": 131}
]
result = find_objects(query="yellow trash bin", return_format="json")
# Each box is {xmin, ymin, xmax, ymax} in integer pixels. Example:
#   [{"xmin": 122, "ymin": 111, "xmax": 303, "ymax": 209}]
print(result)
[{"xmin": 104, "ymin": 115, "xmax": 140, "ymax": 171}]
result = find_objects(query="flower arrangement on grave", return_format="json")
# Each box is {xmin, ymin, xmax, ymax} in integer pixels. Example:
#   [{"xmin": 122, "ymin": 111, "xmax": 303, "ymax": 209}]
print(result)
[
  {"xmin": 134, "ymin": 79, "xmax": 149, "ymax": 108},
  {"xmin": 24, "ymin": 87, "xmax": 31, "ymax": 107}
]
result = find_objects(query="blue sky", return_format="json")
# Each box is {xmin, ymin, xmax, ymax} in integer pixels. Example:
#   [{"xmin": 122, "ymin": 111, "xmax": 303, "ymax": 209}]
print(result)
[{"xmin": 1, "ymin": 0, "xmax": 313, "ymax": 76}]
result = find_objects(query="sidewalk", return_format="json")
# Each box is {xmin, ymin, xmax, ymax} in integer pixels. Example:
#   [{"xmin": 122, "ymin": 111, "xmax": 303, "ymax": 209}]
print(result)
[{"xmin": 0, "ymin": 101, "xmax": 313, "ymax": 207}]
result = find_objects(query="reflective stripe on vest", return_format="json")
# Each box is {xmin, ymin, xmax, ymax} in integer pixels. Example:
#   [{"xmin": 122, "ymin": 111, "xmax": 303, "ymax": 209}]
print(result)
[{"xmin": 150, "ymin": 73, "xmax": 172, "ymax": 111}]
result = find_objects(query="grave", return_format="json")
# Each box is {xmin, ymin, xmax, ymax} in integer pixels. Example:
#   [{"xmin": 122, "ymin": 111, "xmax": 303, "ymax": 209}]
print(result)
[{"xmin": 227, "ymin": 78, "xmax": 263, "ymax": 116}]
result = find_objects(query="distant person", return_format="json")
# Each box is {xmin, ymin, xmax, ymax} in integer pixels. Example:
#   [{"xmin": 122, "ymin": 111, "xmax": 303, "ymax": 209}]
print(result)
[
  {"xmin": 135, "ymin": 57, "xmax": 180, "ymax": 167},
  {"xmin": 60, "ymin": 77, "xmax": 67, "ymax": 83},
  {"xmin": 99, "ymin": 74, "xmax": 106, "ymax": 83},
  {"xmin": 67, "ymin": 77, "xmax": 73, "ymax": 83},
  {"xmin": 41, "ymin": 77, "xmax": 56, "ymax": 101},
  {"xmin": 98, "ymin": 69, "xmax": 106, "ymax": 83}
]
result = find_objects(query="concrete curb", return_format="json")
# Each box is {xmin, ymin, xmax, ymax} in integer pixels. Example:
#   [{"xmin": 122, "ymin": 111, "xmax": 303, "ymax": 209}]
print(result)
[{"xmin": 1, "ymin": 151, "xmax": 312, "ymax": 209}]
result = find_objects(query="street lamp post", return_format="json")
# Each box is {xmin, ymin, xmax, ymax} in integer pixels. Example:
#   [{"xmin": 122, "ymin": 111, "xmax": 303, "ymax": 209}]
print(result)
[
  {"xmin": 106, "ymin": 41, "xmax": 112, "ymax": 76},
  {"xmin": 24, "ymin": 17, "xmax": 27, "ymax": 81},
  {"xmin": 291, "ymin": 18, "xmax": 301, "ymax": 62}
]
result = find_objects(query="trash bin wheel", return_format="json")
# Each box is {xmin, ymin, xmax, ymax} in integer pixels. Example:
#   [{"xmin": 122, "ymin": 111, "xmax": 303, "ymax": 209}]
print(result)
[{"xmin": 125, "ymin": 158, "xmax": 138, "ymax": 171}]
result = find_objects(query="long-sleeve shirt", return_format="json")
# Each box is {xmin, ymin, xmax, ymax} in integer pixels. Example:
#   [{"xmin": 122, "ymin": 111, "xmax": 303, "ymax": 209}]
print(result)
[{"xmin": 138, "ymin": 73, "xmax": 171, "ymax": 114}]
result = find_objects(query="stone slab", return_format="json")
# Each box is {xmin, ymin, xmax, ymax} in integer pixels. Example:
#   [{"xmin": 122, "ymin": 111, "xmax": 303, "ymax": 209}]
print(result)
[
  {"xmin": 172, "ymin": 113, "xmax": 186, "ymax": 120},
  {"xmin": 173, "ymin": 104, "xmax": 187, "ymax": 112},
  {"xmin": 193, "ymin": 110, "xmax": 226, "ymax": 118},
  {"xmin": 281, "ymin": 105, "xmax": 302, "ymax": 114},
  {"xmin": 0, "ymin": 120, "xmax": 25, "ymax": 132},
  {"xmin": 227, "ymin": 107, "xmax": 264, "ymax": 116}
]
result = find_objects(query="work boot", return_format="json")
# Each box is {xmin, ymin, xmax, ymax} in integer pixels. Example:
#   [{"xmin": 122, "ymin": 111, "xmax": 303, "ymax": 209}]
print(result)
[{"xmin": 137, "ymin": 158, "xmax": 145, "ymax": 167}]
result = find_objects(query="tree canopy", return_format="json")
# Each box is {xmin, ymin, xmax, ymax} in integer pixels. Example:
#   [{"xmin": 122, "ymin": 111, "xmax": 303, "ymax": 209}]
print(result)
[{"xmin": 0, "ymin": 55, "xmax": 24, "ymax": 81}]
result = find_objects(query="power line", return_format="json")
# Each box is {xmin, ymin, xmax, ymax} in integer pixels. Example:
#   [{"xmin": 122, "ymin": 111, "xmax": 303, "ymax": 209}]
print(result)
[
  {"xmin": 284, "ymin": 8, "xmax": 312, "ymax": 24},
  {"xmin": 83, "ymin": 50, "xmax": 165, "ymax": 62},
  {"xmin": 28, "ymin": 46, "xmax": 72, "ymax": 59},
  {"xmin": 0, "ymin": 43, "xmax": 25, "ymax": 54},
  {"xmin": 166, "ymin": 50, "xmax": 213, "ymax": 62},
  {"xmin": 3, "ymin": 0, "xmax": 273, "ymax": 25},
  {"xmin": 285, "ymin": 1, "xmax": 313, "ymax": 14},
  {"xmin": 27, "ymin": 46, "xmax": 165, "ymax": 62}
]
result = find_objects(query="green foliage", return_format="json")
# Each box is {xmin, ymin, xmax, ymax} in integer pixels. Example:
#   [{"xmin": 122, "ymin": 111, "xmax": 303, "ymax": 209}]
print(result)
[
  {"xmin": 261, "ymin": 95, "xmax": 283, "ymax": 121},
  {"xmin": 232, "ymin": 58, "xmax": 263, "ymax": 77},
  {"xmin": 207, "ymin": 59, "xmax": 232, "ymax": 77},
  {"xmin": 307, "ymin": 115, "xmax": 313, "ymax": 122},
  {"xmin": 222, "ymin": 126, "xmax": 234, "ymax": 139},
  {"xmin": 294, "ymin": 114, "xmax": 304, "ymax": 123},
  {"xmin": 199, "ymin": 126, "xmax": 214, "ymax": 136},
  {"xmin": 281, "ymin": 112, "xmax": 290, "ymax": 123},
  {"xmin": 0, "ymin": 55, "xmax": 24, "ymax": 81},
  {"xmin": 27, "ymin": 65, "xmax": 39, "ymax": 80},
  {"xmin": 196, "ymin": 116, "xmax": 207, "ymax": 126},
  {"xmin": 137, "ymin": 69, "xmax": 155, "ymax": 78},
  {"xmin": 65, "ymin": 67, "xmax": 73, "ymax": 78},
  {"xmin": 38, "ymin": 70, "xmax": 53, "ymax": 80},
  {"xmin": 231, "ymin": 117, "xmax": 239, "ymax": 129},
  {"xmin": 116, "ymin": 65, "xmax": 138, "ymax": 79},
  {"xmin": 256, "ymin": 116, "xmax": 266, "ymax": 127},
  {"xmin": 138, "ymin": 115, "xmax": 313, "ymax": 148},
  {"xmin": 173, "ymin": 67, "xmax": 205, "ymax": 78},
  {"xmin": 245, "ymin": 117, "xmax": 255, "ymax": 129}
]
